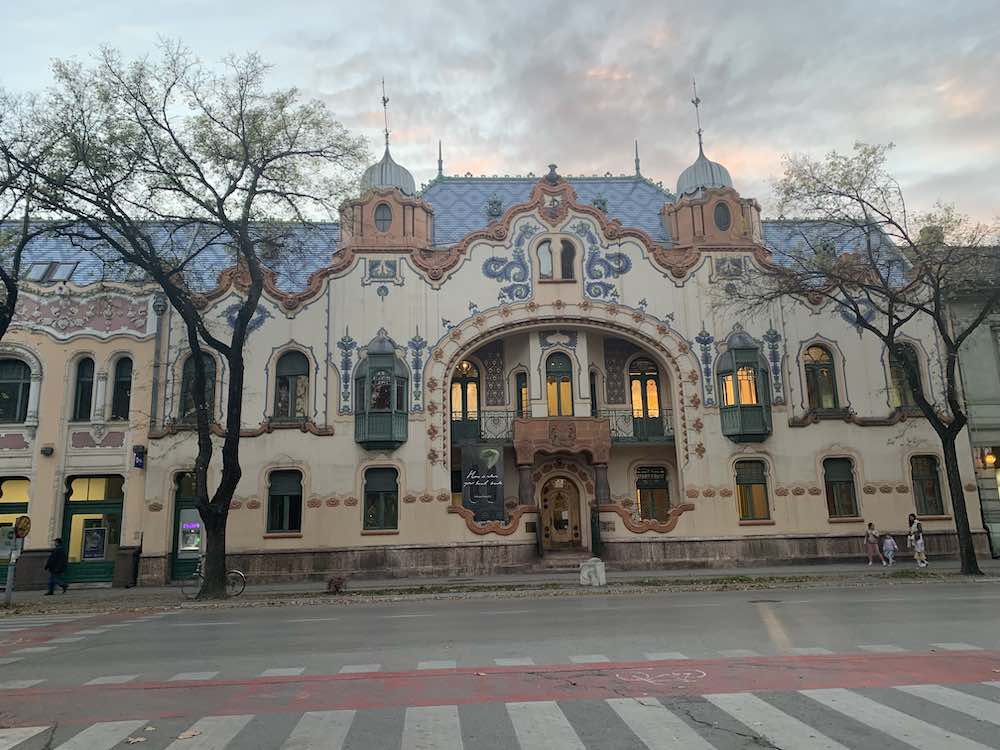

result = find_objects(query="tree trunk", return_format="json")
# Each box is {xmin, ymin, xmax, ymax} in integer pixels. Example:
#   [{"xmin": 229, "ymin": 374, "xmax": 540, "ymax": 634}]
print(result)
[
  {"xmin": 198, "ymin": 508, "xmax": 229, "ymax": 598},
  {"xmin": 940, "ymin": 435, "xmax": 982, "ymax": 575}
]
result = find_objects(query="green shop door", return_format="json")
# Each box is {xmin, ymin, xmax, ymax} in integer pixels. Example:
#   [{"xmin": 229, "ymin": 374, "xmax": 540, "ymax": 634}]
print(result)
[
  {"xmin": 171, "ymin": 473, "xmax": 203, "ymax": 580},
  {"xmin": 62, "ymin": 476, "xmax": 124, "ymax": 583}
]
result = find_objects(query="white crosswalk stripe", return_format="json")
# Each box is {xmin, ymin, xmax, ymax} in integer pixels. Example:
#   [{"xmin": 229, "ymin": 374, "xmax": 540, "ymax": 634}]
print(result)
[
  {"xmin": 0, "ymin": 725, "xmax": 48, "ymax": 750},
  {"xmin": 162, "ymin": 715, "xmax": 253, "ymax": 750},
  {"xmin": 607, "ymin": 697, "xmax": 715, "ymax": 749},
  {"xmin": 858, "ymin": 644, "xmax": 907, "ymax": 652},
  {"xmin": 260, "ymin": 667, "xmax": 305, "ymax": 677},
  {"xmin": 507, "ymin": 701, "xmax": 585, "ymax": 750},
  {"xmin": 494, "ymin": 657, "xmax": 535, "ymax": 666},
  {"xmin": 931, "ymin": 642, "xmax": 983, "ymax": 651},
  {"xmin": 718, "ymin": 648, "xmax": 760, "ymax": 657},
  {"xmin": 280, "ymin": 710, "xmax": 354, "ymax": 750},
  {"xmin": 643, "ymin": 651, "xmax": 688, "ymax": 660},
  {"xmin": 13, "ymin": 646, "xmax": 55, "ymax": 654},
  {"xmin": 417, "ymin": 659, "xmax": 456, "ymax": 669},
  {"xmin": 54, "ymin": 719, "xmax": 146, "ymax": 750},
  {"xmin": 802, "ymin": 687, "xmax": 995, "ymax": 750},
  {"xmin": 708, "ymin": 691, "xmax": 851, "ymax": 749},
  {"xmin": 897, "ymin": 683, "xmax": 1000, "ymax": 725},
  {"xmin": 169, "ymin": 671, "xmax": 219, "ymax": 681},
  {"xmin": 402, "ymin": 705, "xmax": 463, "ymax": 749},
  {"xmin": 47, "ymin": 637, "xmax": 86, "ymax": 644},
  {"xmin": 790, "ymin": 647, "xmax": 834, "ymax": 655},
  {"xmin": 0, "ymin": 679, "xmax": 43, "ymax": 689},
  {"xmin": 569, "ymin": 654, "xmax": 609, "ymax": 663},
  {"xmin": 84, "ymin": 674, "xmax": 138, "ymax": 685},
  {"xmin": 339, "ymin": 663, "xmax": 381, "ymax": 673}
]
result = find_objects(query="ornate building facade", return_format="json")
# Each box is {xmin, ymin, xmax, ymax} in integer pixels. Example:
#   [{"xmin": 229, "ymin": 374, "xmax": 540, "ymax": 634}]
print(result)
[{"xmin": 1, "ymin": 140, "xmax": 991, "ymax": 586}]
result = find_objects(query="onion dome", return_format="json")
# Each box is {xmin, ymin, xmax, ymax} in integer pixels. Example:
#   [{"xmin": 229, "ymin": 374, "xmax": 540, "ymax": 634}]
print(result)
[
  {"xmin": 360, "ymin": 146, "xmax": 416, "ymax": 196},
  {"xmin": 367, "ymin": 327, "xmax": 397, "ymax": 355},
  {"xmin": 676, "ymin": 145, "xmax": 733, "ymax": 197}
]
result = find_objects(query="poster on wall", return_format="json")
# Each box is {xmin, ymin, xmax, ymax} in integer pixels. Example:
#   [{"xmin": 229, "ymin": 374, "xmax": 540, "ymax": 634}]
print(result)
[
  {"xmin": 461, "ymin": 445, "xmax": 505, "ymax": 522},
  {"xmin": 82, "ymin": 527, "xmax": 108, "ymax": 560}
]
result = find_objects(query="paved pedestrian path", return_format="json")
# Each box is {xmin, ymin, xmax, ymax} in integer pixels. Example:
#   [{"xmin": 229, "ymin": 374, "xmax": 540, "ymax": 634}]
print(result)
[{"xmin": 2, "ymin": 680, "xmax": 1000, "ymax": 748}]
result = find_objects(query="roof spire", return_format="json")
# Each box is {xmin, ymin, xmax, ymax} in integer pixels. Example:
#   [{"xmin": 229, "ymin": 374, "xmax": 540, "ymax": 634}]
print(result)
[
  {"xmin": 381, "ymin": 78, "xmax": 390, "ymax": 149},
  {"xmin": 437, "ymin": 140, "xmax": 443, "ymax": 178},
  {"xmin": 691, "ymin": 78, "xmax": 704, "ymax": 154},
  {"xmin": 634, "ymin": 140, "xmax": 641, "ymax": 175}
]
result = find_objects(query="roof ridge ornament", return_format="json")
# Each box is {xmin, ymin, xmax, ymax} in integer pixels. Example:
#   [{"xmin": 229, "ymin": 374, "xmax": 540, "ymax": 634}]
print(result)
[
  {"xmin": 437, "ymin": 140, "xmax": 443, "ymax": 178},
  {"xmin": 691, "ymin": 78, "xmax": 704, "ymax": 154},
  {"xmin": 381, "ymin": 78, "xmax": 391, "ymax": 149},
  {"xmin": 545, "ymin": 164, "xmax": 559, "ymax": 184},
  {"xmin": 634, "ymin": 140, "xmax": 641, "ymax": 175}
]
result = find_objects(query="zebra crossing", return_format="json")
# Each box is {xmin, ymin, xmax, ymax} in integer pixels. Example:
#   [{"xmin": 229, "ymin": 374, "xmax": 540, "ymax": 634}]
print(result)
[
  {"xmin": 0, "ymin": 614, "xmax": 87, "ymax": 634},
  {"xmin": 2, "ymin": 681, "xmax": 999, "ymax": 749}
]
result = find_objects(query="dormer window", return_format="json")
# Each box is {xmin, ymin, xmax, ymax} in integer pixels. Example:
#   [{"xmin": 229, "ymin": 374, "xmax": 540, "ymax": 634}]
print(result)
[
  {"xmin": 25, "ymin": 262, "xmax": 77, "ymax": 283},
  {"xmin": 537, "ymin": 239, "xmax": 577, "ymax": 282},
  {"xmin": 714, "ymin": 202, "xmax": 732, "ymax": 232},
  {"xmin": 374, "ymin": 203, "xmax": 392, "ymax": 232}
]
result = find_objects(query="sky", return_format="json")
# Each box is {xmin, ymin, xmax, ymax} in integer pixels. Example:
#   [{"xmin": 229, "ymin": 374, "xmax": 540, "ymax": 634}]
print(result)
[{"xmin": 3, "ymin": 0, "xmax": 998, "ymax": 223}]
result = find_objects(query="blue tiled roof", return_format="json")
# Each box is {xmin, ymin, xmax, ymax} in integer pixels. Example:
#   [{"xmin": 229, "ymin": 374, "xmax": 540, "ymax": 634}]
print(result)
[
  {"xmin": 421, "ymin": 175, "xmax": 674, "ymax": 246},
  {"xmin": 10, "ymin": 222, "xmax": 340, "ymax": 293}
]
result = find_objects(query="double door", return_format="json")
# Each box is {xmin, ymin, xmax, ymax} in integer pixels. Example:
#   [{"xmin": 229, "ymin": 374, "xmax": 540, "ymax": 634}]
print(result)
[{"xmin": 540, "ymin": 478, "xmax": 581, "ymax": 549}]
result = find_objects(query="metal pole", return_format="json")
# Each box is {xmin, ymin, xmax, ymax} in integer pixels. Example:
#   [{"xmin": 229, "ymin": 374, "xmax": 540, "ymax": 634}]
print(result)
[{"xmin": 3, "ymin": 539, "xmax": 21, "ymax": 608}]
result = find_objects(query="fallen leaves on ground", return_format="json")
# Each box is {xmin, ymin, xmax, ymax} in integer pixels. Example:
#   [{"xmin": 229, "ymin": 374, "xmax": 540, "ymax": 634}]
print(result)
[{"xmin": 177, "ymin": 729, "xmax": 201, "ymax": 739}]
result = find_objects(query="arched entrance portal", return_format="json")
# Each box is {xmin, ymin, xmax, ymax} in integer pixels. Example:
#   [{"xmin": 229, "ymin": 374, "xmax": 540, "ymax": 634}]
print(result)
[{"xmin": 540, "ymin": 477, "xmax": 581, "ymax": 549}]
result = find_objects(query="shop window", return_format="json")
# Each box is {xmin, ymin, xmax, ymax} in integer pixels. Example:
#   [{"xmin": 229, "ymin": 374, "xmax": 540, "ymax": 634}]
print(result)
[
  {"xmin": 274, "ymin": 351, "xmax": 309, "ymax": 420},
  {"xmin": 515, "ymin": 372, "xmax": 528, "ymax": 417},
  {"xmin": 803, "ymin": 345, "xmax": 839, "ymax": 410},
  {"xmin": 71, "ymin": 357, "xmax": 94, "ymax": 422},
  {"xmin": 110, "ymin": 357, "xmax": 133, "ymax": 421},
  {"xmin": 0, "ymin": 477, "xmax": 30, "ymax": 531},
  {"xmin": 735, "ymin": 460, "xmax": 770, "ymax": 520},
  {"xmin": 364, "ymin": 467, "xmax": 398, "ymax": 531},
  {"xmin": 538, "ymin": 240, "xmax": 553, "ymax": 280},
  {"xmin": 636, "ymin": 466, "xmax": 670, "ymax": 522},
  {"xmin": 911, "ymin": 455, "xmax": 945, "ymax": 516},
  {"xmin": 267, "ymin": 469, "xmax": 303, "ymax": 533},
  {"xmin": 64, "ymin": 475, "xmax": 124, "ymax": 568},
  {"xmin": 823, "ymin": 457, "xmax": 859, "ymax": 518},
  {"xmin": 0, "ymin": 359, "xmax": 30, "ymax": 424},
  {"xmin": 180, "ymin": 353, "xmax": 216, "ymax": 422},
  {"xmin": 545, "ymin": 352, "xmax": 574, "ymax": 416},
  {"xmin": 889, "ymin": 343, "xmax": 921, "ymax": 408}
]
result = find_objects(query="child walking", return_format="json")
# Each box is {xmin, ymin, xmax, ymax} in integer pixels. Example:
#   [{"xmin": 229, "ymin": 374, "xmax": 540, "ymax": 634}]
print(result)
[
  {"xmin": 864, "ymin": 522, "xmax": 887, "ymax": 566},
  {"xmin": 882, "ymin": 533, "xmax": 898, "ymax": 565}
]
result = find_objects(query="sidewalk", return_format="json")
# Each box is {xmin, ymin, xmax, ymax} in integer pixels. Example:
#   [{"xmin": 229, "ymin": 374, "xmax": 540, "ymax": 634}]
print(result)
[{"xmin": 5, "ymin": 558, "xmax": 999, "ymax": 614}]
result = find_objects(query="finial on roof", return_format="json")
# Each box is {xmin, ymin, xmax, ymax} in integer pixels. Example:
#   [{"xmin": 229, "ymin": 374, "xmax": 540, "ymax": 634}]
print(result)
[
  {"xmin": 381, "ymin": 78, "xmax": 390, "ymax": 148},
  {"xmin": 437, "ymin": 140, "xmax": 443, "ymax": 178},
  {"xmin": 634, "ymin": 140, "xmax": 641, "ymax": 175},
  {"xmin": 546, "ymin": 163, "xmax": 559, "ymax": 184},
  {"xmin": 691, "ymin": 78, "xmax": 704, "ymax": 154}
]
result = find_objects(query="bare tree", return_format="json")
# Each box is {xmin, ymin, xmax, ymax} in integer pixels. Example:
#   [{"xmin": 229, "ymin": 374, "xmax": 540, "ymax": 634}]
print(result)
[
  {"xmin": 4, "ymin": 42, "xmax": 367, "ymax": 597},
  {"xmin": 734, "ymin": 142, "xmax": 998, "ymax": 575}
]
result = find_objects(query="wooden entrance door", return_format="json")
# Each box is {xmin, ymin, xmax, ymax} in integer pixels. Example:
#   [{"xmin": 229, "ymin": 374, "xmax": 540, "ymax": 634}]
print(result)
[{"xmin": 540, "ymin": 477, "xmax": 581, "ymax": 549}]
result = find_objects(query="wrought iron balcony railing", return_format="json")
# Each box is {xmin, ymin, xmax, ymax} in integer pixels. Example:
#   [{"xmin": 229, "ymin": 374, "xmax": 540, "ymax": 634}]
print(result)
[{"xmin": 598, "ymin": 409, "xmax": 674, "ymax": 442}]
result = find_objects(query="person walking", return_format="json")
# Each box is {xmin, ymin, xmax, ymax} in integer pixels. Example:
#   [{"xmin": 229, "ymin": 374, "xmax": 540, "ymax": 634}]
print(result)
[
  {"xmin": 907, "ymin": 513, "xmax": 928, "ymax": 568},
  {"xmin": 882, "ymin": 533, "xmax": 898, "ymax": 565},
  {"xmin": 864, "ymin": 522, "xmax": 887, "ymax": 566},
  {"xmin": 44, "ymin": 538, "xmax": 69, "ymax": 595}
]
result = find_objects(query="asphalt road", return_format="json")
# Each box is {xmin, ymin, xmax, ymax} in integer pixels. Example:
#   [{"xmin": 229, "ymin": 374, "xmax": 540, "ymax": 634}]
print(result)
[{"xmin": 1, "ymin": 580, "xmax": 999, "ymax": 748}]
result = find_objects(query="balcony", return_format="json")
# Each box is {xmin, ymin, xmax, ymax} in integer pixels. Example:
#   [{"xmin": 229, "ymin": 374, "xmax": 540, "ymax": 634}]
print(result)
[
  {"xmin": 451, "ymin": 411, "xmax": 519, "ymax": 446},
  {"xmin": 720, "ymin": 404, "xmax": 772, "ymax": 443},
  {"xmin": 598, "ymin": 409, "xmax": 674, "ymax": 443}
]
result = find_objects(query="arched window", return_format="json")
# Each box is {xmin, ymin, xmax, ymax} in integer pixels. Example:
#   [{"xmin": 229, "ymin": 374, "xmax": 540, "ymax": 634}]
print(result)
[
  {"xmin": 629, "ymin": 357, "xmax": 664, "ymax": 438},
  {"xmin": 110, "ymin": 358, "xmax": 133, "ymax": 421},
  {"xmin": 589, "ymin": 370, "xmax": 598, "ymax": 417},
  {"xmin": 71, "ymin": 358, "xmax": 94, "ymax": 422},
  {"xmin": 515, "ymin": 372, "xmax": 529, "ymax": 417},
  {"xmin": 559, "ymin": 239, "xmax": 576, "ymax": 280},
  {"xmin": 546, "ymin": 352, "xmax": 574, "ymax": 416},
  {"xmin": 364, "ymin": 467, "xmax": 398, "ymax": 530},
  {"xmin": 274, "ymin": 351, "xmax": 309, "ymax": 420},
  {"xmin": 267, "ymin": 469, "xmax": 303, "ymax": 533},
  {"xmin": 823, "ymin": 457, "xmax": 859, "ymax": 518},
  {"xmin": 889, "ymin": 343, "xmax": 920, "ymax": 408},
  {"xmin": 0, "ymin": 359, "xmax": 31, "ymax": 424},
  {"xmin": 803, "ymin": 345, "xmax": 839, "ymax": 410},
  {"xmin": 538, "ymin": 240, "xmax": 553, "ymax": 280},
  {"xmin": 354, "ymin": 330, "xmax": 408, "ymax": 449},
  {"xmin": 735, "ymin": 460, "xmax": 770, "ymax": 520},
  {"xmin": 636, "ymin": 466, "xmax": 670, "ymax": 522},
  {"xmin": 911, "ymin": 455, "xmax": 944, "ymax": 516},
  {"xmin": 717, "ymin": 339, "xmax": 772, "ymax": 442},
  {"xmin": 374, "ymin": 203, "xmax": 392, "ymax": 232},
  {"xmin": 714, "ymin": 202, "xmax": 732, "ymax": 231},
  {"xmin": 180, "ymin": 353, "xmax": 216, "ymax": 422},
  {"xmin": 450, "ymin": 360, "xmax": 479, "ymax": 421}
]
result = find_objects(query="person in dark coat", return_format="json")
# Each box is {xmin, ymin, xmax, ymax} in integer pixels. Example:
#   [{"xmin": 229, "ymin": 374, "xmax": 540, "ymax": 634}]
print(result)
[{"xmin": 44, "ymin": 538, "xmax": 68, "ymax": 595}]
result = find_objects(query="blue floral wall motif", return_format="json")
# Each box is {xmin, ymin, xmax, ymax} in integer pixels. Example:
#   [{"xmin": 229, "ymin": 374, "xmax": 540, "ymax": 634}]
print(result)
[
  {"xmin": 482, "ymin": 221, "xmax": 538, "ymax": 303},
  {"xmin": 570, "ymin": 220, "xmax": 632, "ymax": 301},
  {"xmin": 336, "ymin": 331, "xmax": 357, "ymax": 414},
  {"xmin": 763, "ymin": 326, "xmax": 785, "ymax": 405},
  {"xmin": 839, "ymin": 298, "xmax": 876, "ymax": 330},
  {"xmin": 224, "ymin": 302, "xmax": 272, "ymax": 335},
  {"xmin": 406, "ymin": 332, "xmax": 427, "ymax": 412},
  {"xmin": 694, "ymin": 327, "xmax": 716, "ymax": 406}
]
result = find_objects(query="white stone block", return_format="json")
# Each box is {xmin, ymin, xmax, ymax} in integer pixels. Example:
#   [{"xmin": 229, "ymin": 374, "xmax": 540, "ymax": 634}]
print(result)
[{"xmin": 579, "ymin": 557, "xmax": 606, "ymax": 586}]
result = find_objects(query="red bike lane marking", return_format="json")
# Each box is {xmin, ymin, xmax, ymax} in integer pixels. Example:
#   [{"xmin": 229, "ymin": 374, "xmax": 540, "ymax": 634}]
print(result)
[
  {"xmin": 0, "ymin": 609, "xmax": 167, "ymax": 653},
  {"xmin": 1, "ymin": 650, "xmax": 998, "ymax": 727}
]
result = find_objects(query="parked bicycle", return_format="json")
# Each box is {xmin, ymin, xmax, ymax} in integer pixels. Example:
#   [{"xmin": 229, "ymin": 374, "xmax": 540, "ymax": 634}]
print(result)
[{"xmin": 181, "ymin": 556, "xmax": 246, "ymax": 599}]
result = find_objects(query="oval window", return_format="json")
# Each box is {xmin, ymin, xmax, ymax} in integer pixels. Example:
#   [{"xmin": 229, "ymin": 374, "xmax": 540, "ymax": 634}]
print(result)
[
  {"xmin": 714, "ymin": 202, "xmax": 732, "ymax": 232},
  {"xmin": 374, "ymin": 203, "xmax": 392, "ymax": 232}
]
